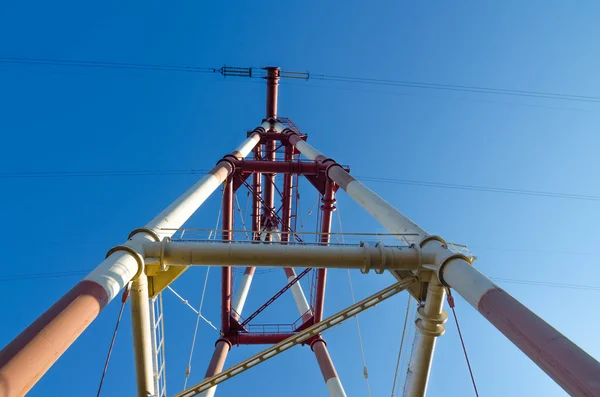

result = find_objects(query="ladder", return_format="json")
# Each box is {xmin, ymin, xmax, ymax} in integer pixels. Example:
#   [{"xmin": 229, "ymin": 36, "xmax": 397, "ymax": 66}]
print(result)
[{"xmin": 149, "ymin": 293, "xmax": 167, "ymax": 397}]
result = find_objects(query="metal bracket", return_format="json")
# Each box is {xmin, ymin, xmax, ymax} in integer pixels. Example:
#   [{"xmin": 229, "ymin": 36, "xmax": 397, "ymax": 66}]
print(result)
[
  {"xmin": 375, "ymin": 242, "xmax": 386, "ymax": 274},
  {"xmin": 128, "ymin": 228, "xmax": 161, "ymax": 242},
  {"xmin": 360, "ymin": 242, "xmax": 371, "ymax": 274},
  {"xmin": 414, "ymin": 305, "xmax": 448, "ymax": 337},
  {"xmin": 106, "ymin": 245, "xmax": 145, "ymax": 279},
  {"xmin": 159, "ymin": 237, "xmax": 171, "ymax": 272}
]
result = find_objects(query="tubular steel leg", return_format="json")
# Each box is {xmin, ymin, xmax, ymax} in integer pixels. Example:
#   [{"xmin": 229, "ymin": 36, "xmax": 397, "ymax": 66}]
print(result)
[
  {"xmin": 311, "ymin": 339, "xmax": 347, "ymax": 397},
  {"xmin": 198, "ymin": 339, "xmax": 232, "ymax": 397},
  {"xmin": 131, "ymin": 273, "xmax": 155, "ymax": 397},
  {"xmin": 231, "ymin": 267, "xmax": 255, "ymax": 320},
  {"xmin": 406, "ymin": 280, "xmax": 446, "ymax": 397},
  {"xmin": 283, "ymin": 267, "xmax": 312, "ymax": 322},
  {"xmin": 440, "ymin": 255, "xmax": 600, "ymax": 397}
]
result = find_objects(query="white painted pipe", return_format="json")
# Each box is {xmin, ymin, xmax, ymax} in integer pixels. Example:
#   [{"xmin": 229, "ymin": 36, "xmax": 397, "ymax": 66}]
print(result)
[
  {"xmin": 231, "ymin": 268, "xmax": 254, "ymax": 319},
  {"xmin": 270, "ymin": 231, "xmax": 312, "ymax": 318},
  {"xmin": 143, "ymin": 241, "xmax": 420, "ymax": 272},
  {"xmin": 130, "ymin": 273, "xmax": 155, "ymax": 397},
  {"xmin": 286, "ymin": 270, "xmax": 312, "ymax": 317},
  {"xmin": 406, "ymin": 280, "xmax": 446, "ymax": 397}
]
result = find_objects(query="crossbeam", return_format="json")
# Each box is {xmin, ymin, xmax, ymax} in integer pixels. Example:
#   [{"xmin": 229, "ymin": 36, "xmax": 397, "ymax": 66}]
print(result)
[
  {"xmin": 143, "ymin": 241, "xmax": 420, "ymax": 273},
  {"xmin": 173, "ymin": 277, "xmax": 417, "ymax": 397}
]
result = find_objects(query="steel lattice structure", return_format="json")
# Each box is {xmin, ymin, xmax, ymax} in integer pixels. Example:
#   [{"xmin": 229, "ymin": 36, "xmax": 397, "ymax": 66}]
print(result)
[{"xmin": 0, "ymin": 67, "xmax": 599, "ymax": 397}]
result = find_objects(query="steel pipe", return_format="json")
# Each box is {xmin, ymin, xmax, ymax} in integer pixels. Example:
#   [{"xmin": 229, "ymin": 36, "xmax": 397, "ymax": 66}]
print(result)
[
  {"xmin": 231, "ymin": 267, "xmax": 255, "ymax": 321},
  {"xmin": 406, "ymin": 280, "xmax": 446, "ymax": 397},
  {"xmin": 237, "ymin": 159, "xmax": 319, "ymax": 175},
  {"xmin": 315, "ymin": 181, "xmax": 335, "ymax": 323},
  {"xmin": 143, "ymin": 241, "xmax": 420, "ymax": 271},
  {"xmin": 130, "ymin": 273, "xmax": 155, "ymax": 397},
  {"xmin": 0, "ymin": 129, "xmax": 262, "ymax": 397},
  {"xmin": 198, "ymin": 339, "xmax": 232, "ymax": 397},
  {"xmin": 269, "ymin": 231, "xmax": 313, "ymax": 322},
  {"xmin": 439, "ymin": 254, "xmax": 600, "ymax": 395},
  {"xmin": 311, "ymin": 339, "xmax": 347, "ymax": 397},
  {"xmin": 221, "ymin": 178, "xmax": 233, "ymax": 334},
  {"xmin": 265, "ymin": 67, "xmax": 280, "ymax": 119}
]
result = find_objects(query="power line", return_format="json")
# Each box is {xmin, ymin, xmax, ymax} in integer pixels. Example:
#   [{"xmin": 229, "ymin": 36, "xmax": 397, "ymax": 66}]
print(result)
[
  {"xmin": 0, "ymin": 169, "xmax": 209, "ymax": 179},
  {"xmin": 2, "ymin": 56, "xmax": 600, "ymax": 105},
  {"xmin": 356, "ymin": 175, "xmax": 600, "ymax": 202},
  {"xmin": 310, "ymin": 73, "xmax": 600, "ymax": 104},
  {"xmin": 284, "ymin": 81, "xmax": 589, "ymax": 112},
  {"xmin": 2, "ymin": 168, "xmax": 598, "ymax": 202},
  {"xmin": 0, "ymin": 56, "xmax": 216, "ymax": 74},
  {"xmin": 490, "ymin": 277, "xmax": 600, "ymax": 292},
  {"xmin": 0, "ymin": 270, "xmax": 89, "ymax": 281}
]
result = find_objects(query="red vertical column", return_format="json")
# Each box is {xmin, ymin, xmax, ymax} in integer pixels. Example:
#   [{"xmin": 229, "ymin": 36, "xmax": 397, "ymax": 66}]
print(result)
[
  {"xmin": 221, "ymin": 177, "xmax": 233, "ymax": 334},
  {"xmin": 265, "ymin": 66, "xmax": 279, "ymax": 119},
  {"xmin": 280, "ymin": 144, "xmax": 294, "ymax": 242},
  {"xmin": 263, "ymin": 66, "xmax": 279, "ymax": 232},
  {"xmin": 314, "ymin": 181, "xmax": 336, "ymax": 322},
  {"xmin": 252, "ymin": 145, "xmax": 262, "ymax": 241},
  {"xmin": 263, "ymin": 138, "xmax": 276, "ymax": 229}
]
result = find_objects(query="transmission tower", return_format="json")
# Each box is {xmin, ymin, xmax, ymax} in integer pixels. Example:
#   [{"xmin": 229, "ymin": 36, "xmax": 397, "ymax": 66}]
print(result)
[{"xmin": 0, "ymin": 66, "xmax": 599, "ymax": 397}]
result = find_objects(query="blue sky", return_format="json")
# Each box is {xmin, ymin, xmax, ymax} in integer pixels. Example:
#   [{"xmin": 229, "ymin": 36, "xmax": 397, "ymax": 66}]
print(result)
[{"xmin": 1, "ymin": 1, "xmax": 599, "ymax": 396}]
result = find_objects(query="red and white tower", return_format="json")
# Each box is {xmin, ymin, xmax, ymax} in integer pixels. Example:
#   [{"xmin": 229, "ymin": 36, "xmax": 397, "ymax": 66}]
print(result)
[{"xmin": 0, "ymin": 66, "xmax": 599, "ymax": 397}]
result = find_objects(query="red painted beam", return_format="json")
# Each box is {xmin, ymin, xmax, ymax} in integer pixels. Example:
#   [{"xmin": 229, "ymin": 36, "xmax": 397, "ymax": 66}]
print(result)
[
  {"xmin": 280, "ymin": 145, "xmax": 294, "ymax": 244},
  {"xmin": 314, "ymin": 181, "xmax": 336, "ymax": 322},
  {"xmin": 221, "ymin": 178, "xmax": 233, "ymax": 334},
  {"xmin": 251, "ymin": 147, "xmax": 262, "ymax": 241},
  {"xmin": 262, "ymin": 142, "xmax": 276, "ymax": 231},
  {"xmin": 236, "ymin": 160, "xmax": 319, "ymax": 175},
  {"xmin": 228, "ymin": 333, "xmax": 296, "ymax": 345},
  {"xmin": 265, "ymin": 67, "xmax": 280, "ymax": 119}
]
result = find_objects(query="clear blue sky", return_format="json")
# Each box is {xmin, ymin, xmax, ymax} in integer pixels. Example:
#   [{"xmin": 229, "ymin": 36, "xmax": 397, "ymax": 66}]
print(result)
[{"xmin": 1, "ymin": 1, "xmax": 599, "ymax": 396}]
